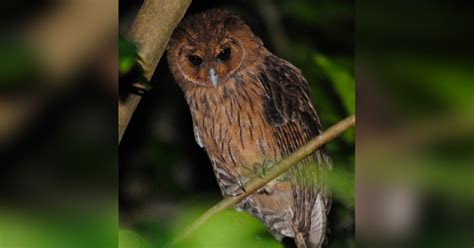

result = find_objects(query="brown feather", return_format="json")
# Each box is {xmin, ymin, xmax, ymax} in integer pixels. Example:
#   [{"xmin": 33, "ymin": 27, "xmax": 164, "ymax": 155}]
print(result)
[{"xmin": 167, "ymin": 9, "xmax": 332, "ymax": 248}]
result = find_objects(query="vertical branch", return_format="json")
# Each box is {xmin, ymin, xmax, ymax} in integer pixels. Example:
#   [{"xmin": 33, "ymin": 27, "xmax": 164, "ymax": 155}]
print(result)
[{"xmin": 118, "ymin": 0, "xmax": 191, "ymax": 143}]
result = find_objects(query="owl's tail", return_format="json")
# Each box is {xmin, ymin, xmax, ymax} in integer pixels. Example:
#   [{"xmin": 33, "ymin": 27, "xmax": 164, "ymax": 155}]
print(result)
[{"xmin": 306, "ymin": 194, "xmax": 329, "ymax": 248}]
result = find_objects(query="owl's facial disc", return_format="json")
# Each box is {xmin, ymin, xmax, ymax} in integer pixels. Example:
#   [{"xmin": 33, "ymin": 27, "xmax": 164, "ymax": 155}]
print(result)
[{"xmin": 171, "ymin": 32, "xmax": 246, "ymax": 88}]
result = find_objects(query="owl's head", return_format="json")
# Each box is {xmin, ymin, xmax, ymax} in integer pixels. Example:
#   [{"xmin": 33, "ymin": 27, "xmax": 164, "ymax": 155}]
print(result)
[{"xmin": 167, "ymin": 9, "xmax": 263, "ymax": 89}]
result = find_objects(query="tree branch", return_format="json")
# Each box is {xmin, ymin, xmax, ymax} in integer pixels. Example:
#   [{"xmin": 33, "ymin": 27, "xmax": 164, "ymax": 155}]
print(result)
[
  {"xmin": 173, "ymin": 114, "xmax": 356, "ymax": 244},
  {"xmin": 118, "ymin": 0, "xmax": 191, "ymax": 143}
]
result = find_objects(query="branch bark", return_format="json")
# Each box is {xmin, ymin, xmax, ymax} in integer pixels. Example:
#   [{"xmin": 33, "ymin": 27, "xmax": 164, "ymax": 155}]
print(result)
[
  {"xmin": 173, "ymin": 114, "xmax": 356, "ymax": 244},
  {"xmin": 118, "ymin": 0, "xmax": 191, "ymax": 143}
]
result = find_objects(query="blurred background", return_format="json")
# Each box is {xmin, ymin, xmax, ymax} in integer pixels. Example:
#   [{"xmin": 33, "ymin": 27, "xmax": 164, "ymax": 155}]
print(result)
[
  {"xmin": 0, "ymin": 0, "xmax": 117, "ymax": 248},
  {"xmin": 356, "ymin": 0, "xmax": 474, "ymax": 247},
  {"xmin": 119, "ymin": 0, "xmax": 354, "ymax": 247}
]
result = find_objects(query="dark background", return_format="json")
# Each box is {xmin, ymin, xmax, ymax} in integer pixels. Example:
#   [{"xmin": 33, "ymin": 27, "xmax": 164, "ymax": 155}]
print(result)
[{"xmin": 1, "ymin": 1, "xmax": 117, "ymax": 248}]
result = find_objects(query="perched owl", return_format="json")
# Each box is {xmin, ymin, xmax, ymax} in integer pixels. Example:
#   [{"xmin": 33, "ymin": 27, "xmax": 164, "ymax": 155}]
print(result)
[{"xmin": 167, "ymin": 9, "xmax": 331, "ymax": 248}]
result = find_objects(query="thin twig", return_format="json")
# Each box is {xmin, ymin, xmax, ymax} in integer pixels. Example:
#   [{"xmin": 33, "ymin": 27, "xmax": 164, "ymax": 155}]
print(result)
[
  {"xmin": 118, "ymin": 0, "xmax": 191, "ymax": 143},
  {"xmin": 173, "ymin": 114, "xmax": 356, "ymax": 244}
]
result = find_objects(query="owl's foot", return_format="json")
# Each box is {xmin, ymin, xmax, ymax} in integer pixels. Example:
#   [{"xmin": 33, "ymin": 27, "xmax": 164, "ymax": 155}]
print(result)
[
  {"xmin": 223, "ymin": 176, "xmax": 249, "ymax": 197},
  {"xmin": 292, "ymin": 223, "xmax": 308, "ymax": 248},
  {"xmin": 252, "ymin": 159, "xmax": 277, "ymax": 195},
  {"xmin": 237, "ymin": 177, "xmax": 247, "ymax": 193},
  {"xmin": 253, "ymin": 159, "xmax": 274, "ymax": 179}
]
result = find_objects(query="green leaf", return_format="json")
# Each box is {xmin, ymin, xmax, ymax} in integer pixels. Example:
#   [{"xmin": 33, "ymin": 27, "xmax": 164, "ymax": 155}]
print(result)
[
  {"xmin": 119, "ymin": 35, "xmax": 151, "ymax": 91},
  {"xmin": 119, "ymin": 230, "xmax": 151, "ymax": 248},
  {"xmin": 119, "ymin": 35, "xmax": 139, "ymax": 75},
  {"xmin": 0, "ymin": 207, "xmax": 117, "ymax": 248},
  {"xmin": 313, "ymin": 54, "xmax": 355, "ymax": 114},
  {"xmin": 330, "ymin": 165, "xmax": 355, "ymax": 208},
  {"xmin": 173, "ymin": 210, "xmax": 282, "ymax": 248},
  {"xmin": 0, "ymin": 38, "xmax": 39, "ymax": 88}
]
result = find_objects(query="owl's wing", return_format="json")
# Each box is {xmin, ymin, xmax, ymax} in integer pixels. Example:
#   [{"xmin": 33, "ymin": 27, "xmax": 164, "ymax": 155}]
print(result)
[
  {"xmin": 259, "ymin": 55, "xmax": 331, "ymax": 244},
  {"xmin": 258, "ymin": 54, "xmax": 332, "ymax": 186},
  {"xmin": 259, "ymin": 55, "xmax": 324, "ymax": 153}
]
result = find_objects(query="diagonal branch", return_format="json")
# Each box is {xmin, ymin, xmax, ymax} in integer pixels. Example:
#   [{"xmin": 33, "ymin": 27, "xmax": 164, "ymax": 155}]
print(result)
[
  {"xmin": 173, "ymin": 114, "xmax": 355, "ymax": 244},
  {"xmin": 119, "ymin": 0, "xmax": 191, "ymax": 143}
]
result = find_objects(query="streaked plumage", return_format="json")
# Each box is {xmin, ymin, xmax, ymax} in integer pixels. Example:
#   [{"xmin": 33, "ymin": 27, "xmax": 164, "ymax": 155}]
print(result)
[{"xmin": 167, "ymin": 9, "xmax": 331, "ymax": 247}]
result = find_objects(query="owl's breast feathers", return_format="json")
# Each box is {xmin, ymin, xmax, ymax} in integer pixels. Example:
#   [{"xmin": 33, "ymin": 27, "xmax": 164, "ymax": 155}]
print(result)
[
  {"xmin": 186, "ymin": 54, "xmax": 331, "ymax": 247},
  {"xmin": 185, "ymin": 64, "xmax": 280, "ymax": 178}
]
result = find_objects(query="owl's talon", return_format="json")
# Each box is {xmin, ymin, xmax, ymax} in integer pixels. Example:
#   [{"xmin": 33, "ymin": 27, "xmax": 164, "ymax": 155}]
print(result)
[
  {"xmin": 291, "ymin": 223, "xmax": 307, "ymax": 248},
  {"xmin": 224, "ymin": 185, "xmax": 243, "ymax": 197},
  {"xmin": 223, "ymin": 176, "xmax": 249, "ymax": 197},
  {"xmin": 237, "ymin": 178, "xmax": 247, "ymax": 193},
  {"xmin": 253, "ymin": 159, "xmax": 274, "ymax": 179}
]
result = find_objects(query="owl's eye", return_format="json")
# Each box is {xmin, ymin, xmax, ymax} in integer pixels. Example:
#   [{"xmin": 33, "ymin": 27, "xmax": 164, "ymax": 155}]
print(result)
[
  {"xmin": 188, "ymin": 55, "xmax": 203, "ymax": 66},
  {"xmin": 217, "ymin": 47, "xmax": 231, "ymax": 61}
]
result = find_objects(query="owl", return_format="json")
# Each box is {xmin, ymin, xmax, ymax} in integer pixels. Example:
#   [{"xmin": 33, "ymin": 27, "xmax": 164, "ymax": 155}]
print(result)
[{"xmin": 167, "ymin": 9, "xmax": 331, "ymax": 248}]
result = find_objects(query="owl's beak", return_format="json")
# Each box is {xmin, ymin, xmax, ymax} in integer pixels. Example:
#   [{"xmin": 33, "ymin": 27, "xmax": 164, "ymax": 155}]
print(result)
[{"xmin": 209, "ymin": 68, "xmax": 218, "ymax": 88}]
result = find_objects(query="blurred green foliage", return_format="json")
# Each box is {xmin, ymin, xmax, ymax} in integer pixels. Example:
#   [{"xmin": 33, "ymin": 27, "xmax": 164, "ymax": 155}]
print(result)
[
  {"xmin": 0, "ymin": 38, "xmax": 39, "ymax": 89},
  {"xmin": 314, "ymin": 54, "xmax": 354, "ymax": 115},
  {"xmin": 173, "ymin": 210, "xmax": 283, "ymax": 248},
  {"xmin": 120, "ymin": 230, "xmax": 151, "ymax": 248},
  {"xmin": 330, "ymin": 165, "xmax": 355, "ymax": 209},
  {"xmin": 119, "ymin": 35, "xmax": 139, "ymax": 76},
  {"xmin": 371, "ymin": 55, "xmax": 474, "ymax": 114},
  {"xmin": 356, "ymin": 1, "xmax": 474, "ymax": 246},
  {"xmin": 119, "ymin": 35, "xmax": 151, "ymax": 91},
  {"xmin": 282, "ymin": 0, "xmax": 353, "ymax": 34},
  {"xmin": 120, "ymin": 204, "xmax": 284, "ymax": 248},
  {"xmin": 0, "ymin": 207, "xmax": 116, "ymax": 248}
]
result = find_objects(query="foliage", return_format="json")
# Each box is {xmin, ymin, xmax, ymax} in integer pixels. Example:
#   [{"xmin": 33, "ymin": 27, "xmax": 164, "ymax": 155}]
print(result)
[
  {"xmin": 119, "ymin": 35, "xmax": 151, "ymax": 92},
  {"xmin": 0, "ymin": 38, "xmax": 39, "ymax": 89},
  {"xmin": 0, "ymin": 207, "xmax": 116, "ymax": 248},
  {"xmin": 313, "ymin": 54, "xmax": 354, "ymax": 115},
  {"xmin": 173, "ymin": 210, "xmax": 283, "ymax": 248},
  {"xmin": 119, "ymin": 35, "xmax": 139, "ymax": 76},
  {"xmin": 120, "ymin": 230, "xmax": 151, "ymax": 248}
]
